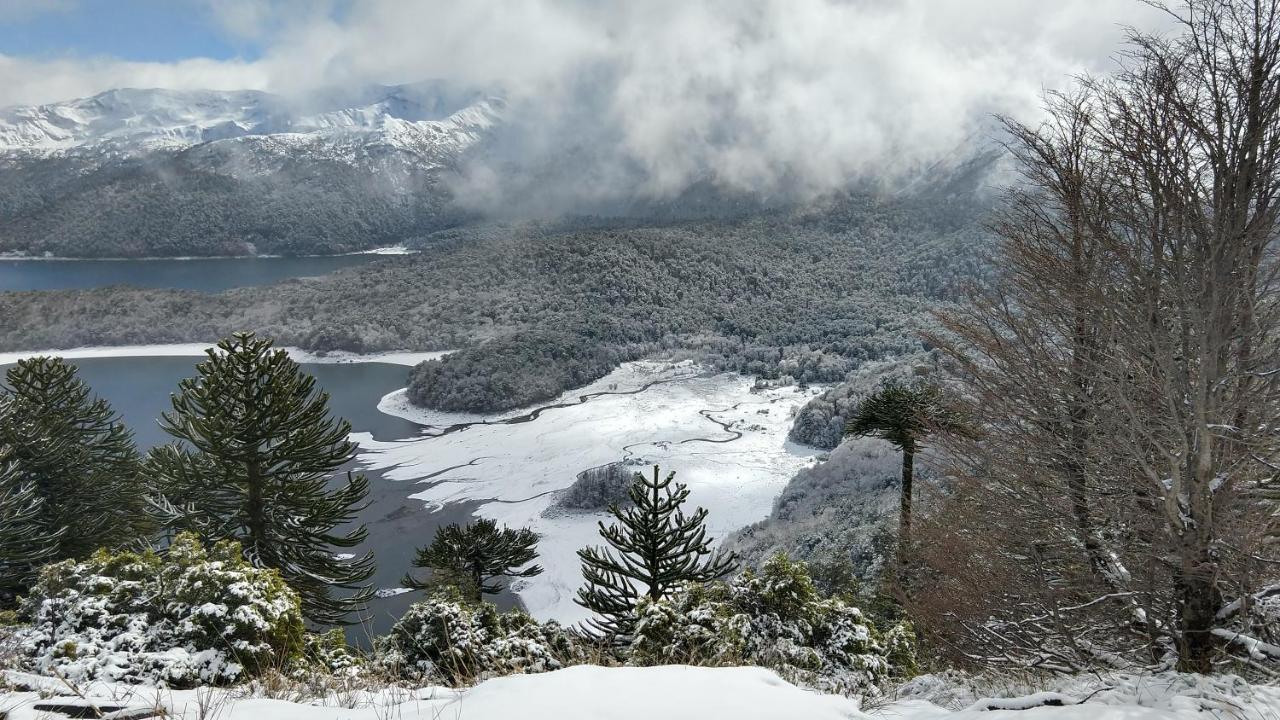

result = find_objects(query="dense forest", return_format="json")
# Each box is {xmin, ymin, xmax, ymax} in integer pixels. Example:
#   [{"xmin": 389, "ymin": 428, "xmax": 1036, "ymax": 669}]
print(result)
[
  {"xmin": 0, "ymin": 191, "xmax": 991, "ymax": 411},
  {"xmin": 0, "ymin": 149, "xmax": 466, "ymax": 258}
]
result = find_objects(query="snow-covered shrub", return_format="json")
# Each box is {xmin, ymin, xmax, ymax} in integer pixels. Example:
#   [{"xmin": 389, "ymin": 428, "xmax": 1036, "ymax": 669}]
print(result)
[
  {"xmin": 377, "ymin": 591, "xmax": 581, "ymax": 685},
  {"xmin": 17, "ymin": 533, "xmax": 303, "ymax": 686},
  {"xmin": 299, "ymin": 628, "xmax": 362, "ymax": 676},
  {"xmin": 629, "ymin": 553, "xmax": 915, "ymax": 695}
]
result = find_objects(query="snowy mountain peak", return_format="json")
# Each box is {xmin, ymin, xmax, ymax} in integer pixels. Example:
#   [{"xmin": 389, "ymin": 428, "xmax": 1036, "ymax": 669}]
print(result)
[{"xmin": 0, "ymin": 82, "xmax": 502, "ymax": 156}]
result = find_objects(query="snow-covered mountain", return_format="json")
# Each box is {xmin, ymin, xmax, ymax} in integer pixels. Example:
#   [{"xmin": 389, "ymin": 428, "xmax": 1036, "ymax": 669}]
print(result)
[
  {"xmin": 0, "ymin": 83, "xmax": 503, "ymax": 163},
  {"xmin": 0, "ymin": 83, "xmax": 505, "ymax": 258}
]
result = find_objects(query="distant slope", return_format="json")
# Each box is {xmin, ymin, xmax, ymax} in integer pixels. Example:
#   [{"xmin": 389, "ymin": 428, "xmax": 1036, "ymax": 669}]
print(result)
[{"xmin": 0, "ymin": 84, "xmax": 501, "ymax": 257}]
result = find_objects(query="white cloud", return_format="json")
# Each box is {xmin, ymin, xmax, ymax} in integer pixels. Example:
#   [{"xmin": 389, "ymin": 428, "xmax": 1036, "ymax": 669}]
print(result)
[{"xmin": 0, "ymin": 0, "xmax": 1173, "ymax": 197}]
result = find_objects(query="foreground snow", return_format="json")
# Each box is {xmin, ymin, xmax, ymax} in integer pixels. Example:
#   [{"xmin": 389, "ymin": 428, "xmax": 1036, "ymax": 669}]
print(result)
[
  {"xmin": 0, "ymin": 344, "xmax": 449, "ymax": 367},
  {"xmin": 357, "ymin": 361, "xmax": 824, "ymax": 624},
  {"xmin": 2, "ymin": 666, "xmax": 1276, "ymax": 720}
]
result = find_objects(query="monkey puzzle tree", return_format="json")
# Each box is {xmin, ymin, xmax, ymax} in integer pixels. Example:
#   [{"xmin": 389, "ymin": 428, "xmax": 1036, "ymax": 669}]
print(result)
[
  {"xmin": 845, "ymin": 380, "xmax": 963, "ymax": 571},
  {"xmin": 576, "ymin": 465, "xmax": 738, "ymax": 639},
  {"xmin": 402, "ymin": 518, "xmax": 543, "ymax": 603},
  {"xmin": 0, "ymin": 357, "xmax": 146, "ymax": 562},
  {"xmin": 0, "ymin": 438, "xmax": 62, "ymax": 606},
  {"xmin": 147, "ymin": 332, "xmax": 375, "ymax": 625}
]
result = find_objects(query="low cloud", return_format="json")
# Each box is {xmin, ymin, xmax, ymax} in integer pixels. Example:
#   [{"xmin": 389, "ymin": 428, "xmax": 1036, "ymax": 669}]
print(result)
[{"xmin": 0, "ymin": 0, "xmax": 1173, "ymax": 202}]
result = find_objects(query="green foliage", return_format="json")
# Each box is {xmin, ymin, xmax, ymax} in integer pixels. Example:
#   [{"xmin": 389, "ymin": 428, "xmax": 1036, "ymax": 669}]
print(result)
[
  {"xmin": 19, "ymin": 532, "xmax": 304, "ymax": 686},
  {"xmin": 146, "ymin": 332, "xmax": 375, "ymax": 625},
  {"xmin": 844, "ymin": 378, "xmax": 965, "ymax": 571},
  {"xmin": 845, "ymin": 380, "xmax": 957, "ymax": 450},
  {"xmin": 377, "ymin": 590, "xmax": 581, "ymax": 686},
  {"xmin": 0, "ymin": 357, "xmax": 146, "ymax": 570},
  {"xmin": 403, "ymin": 518, "xmax": 543, "ymax": 602},
  {"xmin": 0, "ymin": 436, "xmax": 63, "ymax": 606},
  {"xmin": 298, "ymin": 628, "xmax": 362, "ymax": 675},
  {"xmin": 630, "ymin": 553, "xmax": 916, "ymax": 695},
  {"xmin": 577, "ymin": 465, "xmax": 738, "ymax": 638}
]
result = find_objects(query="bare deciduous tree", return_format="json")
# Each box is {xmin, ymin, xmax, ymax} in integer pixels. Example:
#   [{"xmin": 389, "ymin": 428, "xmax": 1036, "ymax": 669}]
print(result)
[{"xmin": 918, "ymin": 0, "xmax": 1280, "ymax": 674}]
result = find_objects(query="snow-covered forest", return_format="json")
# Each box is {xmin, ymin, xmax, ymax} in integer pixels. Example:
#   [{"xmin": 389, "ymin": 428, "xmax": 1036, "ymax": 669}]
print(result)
[{"xmin": 1, "ymin": 0, "xmax": 1280, "ymax": 717}]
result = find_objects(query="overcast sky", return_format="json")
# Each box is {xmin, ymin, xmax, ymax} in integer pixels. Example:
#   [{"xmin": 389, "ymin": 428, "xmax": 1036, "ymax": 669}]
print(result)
[{"xmin": 0, "ymin": 0, "xmax": 1175, "ymax": 198}]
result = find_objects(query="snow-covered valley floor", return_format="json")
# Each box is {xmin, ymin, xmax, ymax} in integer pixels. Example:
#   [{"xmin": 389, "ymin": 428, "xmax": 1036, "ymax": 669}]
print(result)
[
  {"xmin": 355, "ymin": 360, "xmax": 825, "ymax": 624},
  {"xmin": 3, "ymin": 667, "xmax": 1277, "ymax": 720}
]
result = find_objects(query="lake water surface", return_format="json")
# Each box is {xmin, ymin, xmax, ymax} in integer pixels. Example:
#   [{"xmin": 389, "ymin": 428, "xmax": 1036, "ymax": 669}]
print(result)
[
  {"xmin": 0, "ymin": 254, "xmax": 387, "ymax": 292},
  {"xmin": 0, "ymin": 355, "xmax": 422, "ymax": 449}
]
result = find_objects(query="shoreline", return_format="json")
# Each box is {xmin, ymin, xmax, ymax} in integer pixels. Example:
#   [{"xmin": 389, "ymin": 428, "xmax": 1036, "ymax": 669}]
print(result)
[
  {"xmin": 0, "ymin": 343, "xmax": 451, "ymax": 367},
  {"xmin": 0, "ymin": 245, "xmax": 417, "ymax": 262}
]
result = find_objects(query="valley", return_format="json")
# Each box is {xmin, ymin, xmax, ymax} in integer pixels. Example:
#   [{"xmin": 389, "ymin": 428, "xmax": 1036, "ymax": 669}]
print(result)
[{"xmin": 357, "ymin": 360, "xmax": 823, "ymax": 626}]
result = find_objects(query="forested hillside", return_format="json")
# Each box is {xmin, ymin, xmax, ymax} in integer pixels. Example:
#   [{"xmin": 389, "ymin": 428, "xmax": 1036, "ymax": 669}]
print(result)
[
  {"xmin": 0, "ymin": 151, "xmax": 465, "ymax": 257},
  {"xmin": 0, "ymin": 191, "xmax": 991, "ymax": 411}
]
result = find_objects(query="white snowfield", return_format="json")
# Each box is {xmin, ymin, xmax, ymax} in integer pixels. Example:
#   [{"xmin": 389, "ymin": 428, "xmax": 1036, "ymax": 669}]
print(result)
[
  {"xmin": 0, "ymin": 344, "xmax": 449, "ymax": 367},
  {"xmin": 2, "ymin": 667, "xmax": 1277, "ymax": 720},
  {"xmin": 356, "ymin": 361, "xmax": 825, "ymax": 625}
]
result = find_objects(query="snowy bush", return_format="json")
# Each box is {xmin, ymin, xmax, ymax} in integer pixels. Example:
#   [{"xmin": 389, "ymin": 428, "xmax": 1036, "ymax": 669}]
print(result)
[
  {"xmin": 17, "ymin": 533, "xmax": 303, "ymax": 686},
  {"xmin": 299, "ymin": 628, "xmax": 362, "ymax": 676},
  {"xmin": 629, "ymin": 554, "xmax": 915, "ymax": 695},
  {"xmin": 377, "ymin": 591, "xmax": 582, "ymax": 685}
]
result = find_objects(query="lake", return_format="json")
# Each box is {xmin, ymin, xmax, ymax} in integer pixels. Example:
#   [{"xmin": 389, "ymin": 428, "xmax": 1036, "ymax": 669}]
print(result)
[
  {"xmin": 0, "ymin": 355, "xmax": 423, "ymax": 448},
  {"xmin": 0, "ymin": 353, "xmax": 464, "ymax": 639},
  {"xmin": 0, "ymin": 253, "xmax": 390, "ymax": 292}
]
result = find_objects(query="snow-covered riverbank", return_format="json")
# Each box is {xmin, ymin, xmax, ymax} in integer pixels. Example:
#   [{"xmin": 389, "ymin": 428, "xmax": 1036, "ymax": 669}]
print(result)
[
  {"xmin": 354, "ymin": 360, "xmax": 825, "ymax": 625},
  {"xmin": 0, "ymin": 344, "xmax": 448, "ymax": 367}
]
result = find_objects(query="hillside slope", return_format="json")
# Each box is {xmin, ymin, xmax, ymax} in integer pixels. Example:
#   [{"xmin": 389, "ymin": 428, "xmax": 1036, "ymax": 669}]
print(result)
[{"xmin": 0, "ymin": 84, "xmax": 499, "ymax": 257}]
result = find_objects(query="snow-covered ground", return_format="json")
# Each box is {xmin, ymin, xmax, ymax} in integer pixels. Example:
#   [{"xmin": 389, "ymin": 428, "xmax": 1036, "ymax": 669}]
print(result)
[
  {"xmin": 0, "ymin": 344, "xmax": 448, "ymax": 367},
  {"xmin": 355, "ymin": 360, "xmax": 825, "ymax": 624},
  {"xmin": 3, "ymin": 667, "xmax": 1276, "ymax": 720}
]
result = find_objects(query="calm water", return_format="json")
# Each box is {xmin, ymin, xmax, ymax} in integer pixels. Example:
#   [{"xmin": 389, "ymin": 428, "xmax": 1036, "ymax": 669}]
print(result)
[
  {"xmin": 0, "ymin": 254, "xmax": 385, "ymax": 292},
  {"xmin": 0, "ymin": 355, "xmax": 422, "ymax": 449}
]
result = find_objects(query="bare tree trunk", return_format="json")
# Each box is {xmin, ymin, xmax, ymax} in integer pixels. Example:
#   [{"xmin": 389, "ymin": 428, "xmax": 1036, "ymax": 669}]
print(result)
[{"xmin": 899, "ymin": 439, "xmax": 914, "ymax": 579}]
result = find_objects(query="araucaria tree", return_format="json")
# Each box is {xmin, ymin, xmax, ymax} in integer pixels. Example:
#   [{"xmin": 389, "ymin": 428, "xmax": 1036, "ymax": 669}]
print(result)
[
  {"xmin": 0, "ymin": 431, "xmax": 63, "ymax": 606},
  {"xmin": 148, "ymin": 332, "xmax": 375, "ymax": 625},
  {"xmin": 0, "ymin": 358, "xmax": 145, "ymax": 564},
  {"xmin": 402, "ymin": 518, "xmax": 543, "ymax": 602},
  {"xmin": 919, "ymin": 0, "xmax": 1280, "ymax": 673},
  {"xmin": 844, "ymin": 380, "xmax": 960, "ymax": 572},
  {"xmin": 576, "ymin": 466, "xmax": 738, "ymax": 638}
]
